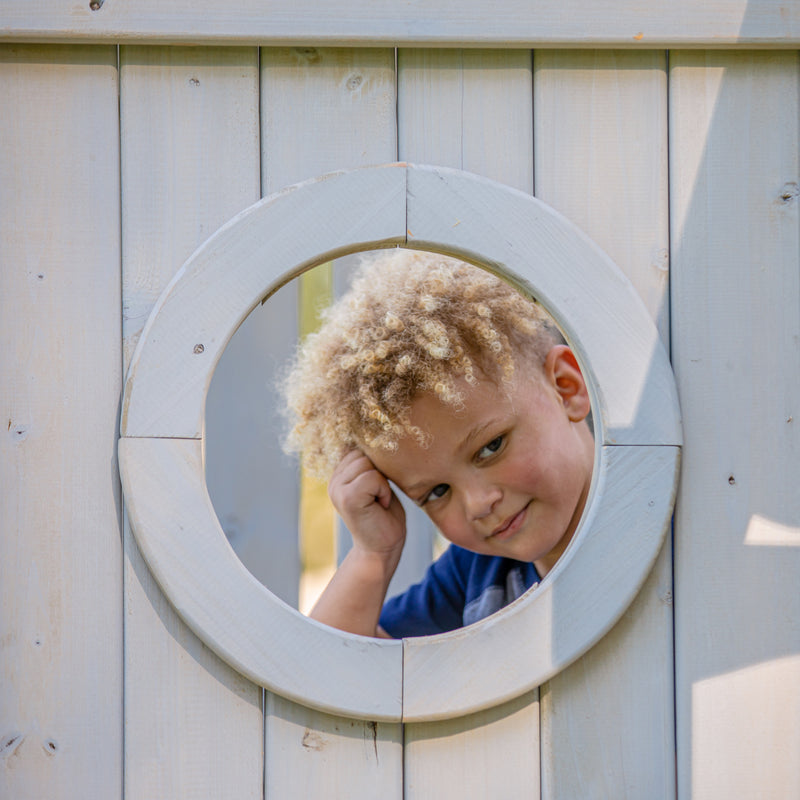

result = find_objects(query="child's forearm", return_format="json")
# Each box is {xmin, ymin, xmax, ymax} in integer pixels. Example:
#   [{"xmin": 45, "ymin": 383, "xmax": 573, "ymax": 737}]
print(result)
[{"xmin": 309, "ymin": 545, "xmax": 401, "ymax": 637}]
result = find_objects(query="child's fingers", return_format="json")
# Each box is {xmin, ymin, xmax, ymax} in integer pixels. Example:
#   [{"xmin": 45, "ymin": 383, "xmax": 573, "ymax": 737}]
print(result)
[
  {"xmin": 333, "ymin": 449, "xmax": 389, "ymax": 489},
  {"xmin": 329, "ymin": 449, "xmax": 392, "ymax": 509},
  {"xmin": 332, "ymin": 448, "xmax": 373, "ymax": 480},
  {"xmin": 330, "ymin": 450, "xmax": 376, "ymax": 494},
  {"xmin": 372, "ymin": 477, "xmax": 393, "ymax": 509},
  {"xmin": 335, "ymin": 447, "xmax": 366, "ymax": 470},
  {"xmin": 343, "ymin": 465, "xmax": 393, "ymax": 509}
]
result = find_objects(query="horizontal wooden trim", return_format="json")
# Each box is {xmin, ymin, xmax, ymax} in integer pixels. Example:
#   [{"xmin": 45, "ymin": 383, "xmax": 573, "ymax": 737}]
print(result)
[{"xmin": 2, "ymin": 0, "xmax": 800, "ymax": 47}]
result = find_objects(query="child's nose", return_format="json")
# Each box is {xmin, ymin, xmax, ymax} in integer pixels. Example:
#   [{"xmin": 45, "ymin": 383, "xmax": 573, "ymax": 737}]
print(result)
[{"xmin": 464, "ymin": 483, "xmax": 502, "ymax": 521}]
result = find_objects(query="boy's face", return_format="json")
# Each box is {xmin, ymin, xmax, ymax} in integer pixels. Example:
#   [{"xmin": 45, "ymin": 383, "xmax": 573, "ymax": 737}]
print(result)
[{"xmin": 364, "ymin": 346, "xmax": 595, "ymax": 577}]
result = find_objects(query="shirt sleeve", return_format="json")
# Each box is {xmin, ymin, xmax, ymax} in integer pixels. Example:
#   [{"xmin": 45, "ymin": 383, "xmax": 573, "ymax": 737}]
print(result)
[{"xmin": 378, "ymin": 545, "xmax": 468, "ymax": 638}]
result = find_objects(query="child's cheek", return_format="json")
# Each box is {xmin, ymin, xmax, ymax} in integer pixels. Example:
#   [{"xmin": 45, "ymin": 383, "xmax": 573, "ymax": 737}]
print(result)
[
  {"xmin": 434, "ymin": 507, "xmax": 470, "ymax": 547},
  {"xmin": 508, "ymin": 450, "xmax": 547, "ymax": 488}
]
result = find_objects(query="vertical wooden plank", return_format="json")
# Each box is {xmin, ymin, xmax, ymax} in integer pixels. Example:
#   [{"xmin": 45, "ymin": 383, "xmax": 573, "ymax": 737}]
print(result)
[
  {"xmin": 399, "ymin": 49, "xmax": 534, "ymax": 194},
  {"xmin": 534, "ymin": 51, "xmax": 670, "ymax": 341},
  {"xmin": 265, "ymin": 694, "xmax": 402, "ymax": 796},
  {"xmin": 261, "ymin": 47, "xmax": 397, "ymax": 189},
  {"xmin": 670, "ymin": 50, "xmax": 800, "ymax": 800},
  {"xmin": 398, "ymin": 47, "xmax": 540, "ymax": 799},
  {"xmin": 120, "ymin": 46, "xmax": 264, "ymax": 800},
  {"xmin": 534, "ymin": 50, "xmax": 674, "ymax": 798},
  {"xmin": 259, "ymin": 46, "xmax": 403, "ymax": 799},
  {"xmin": 0, "ymin": 45, "xmax": 122, "ymax": 799},
  {"xmin": 404, "ymin": 691, "xmax": 539, "ymax": 798}
]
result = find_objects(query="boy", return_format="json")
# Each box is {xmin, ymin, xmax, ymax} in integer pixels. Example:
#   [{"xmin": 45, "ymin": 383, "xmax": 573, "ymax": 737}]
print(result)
[{"xmin": 283, "ymin": 249, "xmax": 594, "ymax": 638}]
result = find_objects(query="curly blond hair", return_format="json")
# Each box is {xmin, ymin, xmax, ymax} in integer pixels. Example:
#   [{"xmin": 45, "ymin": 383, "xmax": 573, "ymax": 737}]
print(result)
[{"xmin": 282, "ymin": 249, "xmax": 562, "ymax": 478}]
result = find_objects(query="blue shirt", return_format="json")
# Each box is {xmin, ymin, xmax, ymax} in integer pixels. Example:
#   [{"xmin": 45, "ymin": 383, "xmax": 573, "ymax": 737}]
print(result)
[{"xmin": 379, "ymin": 545, "xmax": 540, "ymax": 638}]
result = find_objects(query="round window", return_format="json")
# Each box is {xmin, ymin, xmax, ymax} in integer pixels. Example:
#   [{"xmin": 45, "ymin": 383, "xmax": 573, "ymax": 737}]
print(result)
[{"xmin": 119, "ymin": 163, "xmax": 681, "ymax": 722}]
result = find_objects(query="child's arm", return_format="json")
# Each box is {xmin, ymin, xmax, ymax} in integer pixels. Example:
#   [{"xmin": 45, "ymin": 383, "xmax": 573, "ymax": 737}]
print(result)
[{"xmin": 309, "ymin": 449, "xmax": 406, "ymax": 637}]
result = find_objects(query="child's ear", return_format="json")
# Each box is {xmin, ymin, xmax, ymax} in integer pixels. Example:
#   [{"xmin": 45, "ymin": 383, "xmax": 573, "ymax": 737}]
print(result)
[{"xmin": 544, "ymin": 345, "xmax": 591, "ymax": 422}]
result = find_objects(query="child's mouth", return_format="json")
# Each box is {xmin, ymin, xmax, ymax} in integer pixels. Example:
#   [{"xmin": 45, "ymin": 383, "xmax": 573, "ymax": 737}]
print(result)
[{"xmin": 489, "ymin": 503, "xmax": 530, "ymax": 540}]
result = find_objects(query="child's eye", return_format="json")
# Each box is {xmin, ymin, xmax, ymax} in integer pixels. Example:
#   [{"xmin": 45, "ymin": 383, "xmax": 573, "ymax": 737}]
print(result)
[
  {"xmin": 422, "ymin": 483, "xmax": 449, "ymax": 505},
  {"xmin": 477, "ymin": 435, "xmax": 504, "ymax": 461}
]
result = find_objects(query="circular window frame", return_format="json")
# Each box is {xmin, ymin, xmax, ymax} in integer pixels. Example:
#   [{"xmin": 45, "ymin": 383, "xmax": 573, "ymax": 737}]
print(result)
[{"xmin": 119, "ymin": 163, "xmax": 681, "ymax": 722}]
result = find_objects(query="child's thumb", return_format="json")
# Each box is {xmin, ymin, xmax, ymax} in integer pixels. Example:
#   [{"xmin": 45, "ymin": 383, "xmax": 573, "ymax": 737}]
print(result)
[{"xmin": 375, "ymin": 480, "xmax": 392, "ymax": 509}]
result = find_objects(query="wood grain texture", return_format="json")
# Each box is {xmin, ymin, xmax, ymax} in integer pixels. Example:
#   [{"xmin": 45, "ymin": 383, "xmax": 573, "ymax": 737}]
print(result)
[
  {"xmin": 534, "ymin": 50, "xmax": 671, "ymax": 339},
  {"xmin": 398, "ymin": 49, "xmax": 533, "ymax": 193},
  {"xmin": 404, "ymin": 692, "xmax": 540, "ymax": 799},
  {"xmin": 2, "ymin": 1, "xmax": 799, "ymax": 46},
  {"xmin": 265, "ymin": 693, "xmax": 403, "ymax": 798},
  {"xmin": 258, "ymin": 47, "xmax": 404, "ymax": 798},
  {"xmin": 670, "ymin": 50, "xmax": 800, "ymax": 799},
  {"xmin": 0, "ymin": 44, "xmax": 122, "ymax": 800},
  {"xmin": 120, "ymin": 46, "xmax": 264, "ymax": 800},
  {"xmin": 261, "ymin": 47, "xmax": 397, "ymax": 190},
  {"xmin": 533, "ymin": 50, "xmax": 676, "ymax": 799}
]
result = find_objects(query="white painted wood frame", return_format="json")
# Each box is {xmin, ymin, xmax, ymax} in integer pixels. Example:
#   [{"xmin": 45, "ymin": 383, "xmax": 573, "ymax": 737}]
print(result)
[
  {"xmin": 119, "ymin": 46, "xmax": 264, "ymax": 799},
  {"xmin": 119, "ymin": 163, "xmax": 680, "ymax": 725},
  {"xmin": 0, "ymin": 43, "xmax": 122, "ymax": 800},
  {"xmin": 534, "ymin": 50, "xmax": 676, "ymax": 798},
  {"xmin": 671, "ymin": 50, "xmax": 800, "ymax": 800},
  {"xmin": 2, "ymin": 1, "xmax": 799, "ymax": 47}
]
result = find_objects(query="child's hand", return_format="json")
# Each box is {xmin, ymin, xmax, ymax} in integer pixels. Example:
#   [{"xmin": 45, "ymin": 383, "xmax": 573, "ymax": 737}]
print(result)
[
  {"xmin": 309, "ymin": 450, "xmax": 406, "ymax": 636},
  {"xmin": 328, "ymin": 449, "xmax": 406, "ymax": 562}
]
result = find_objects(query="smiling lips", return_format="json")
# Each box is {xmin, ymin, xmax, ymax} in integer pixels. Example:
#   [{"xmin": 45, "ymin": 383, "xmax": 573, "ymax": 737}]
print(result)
[{"xmin": 489, "ymin": 502, "xmax": 530, "ymax": 540}]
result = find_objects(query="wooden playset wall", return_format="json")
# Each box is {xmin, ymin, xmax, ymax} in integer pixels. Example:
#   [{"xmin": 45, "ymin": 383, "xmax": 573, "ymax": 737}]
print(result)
[{"xmin": 1, "ymin": 4, "xmax": 799, "ymax": 798}]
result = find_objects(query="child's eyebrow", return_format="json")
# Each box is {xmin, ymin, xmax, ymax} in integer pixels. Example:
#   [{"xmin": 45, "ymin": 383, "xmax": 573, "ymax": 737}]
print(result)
[
  {"xmin": 402, "ymin": 478, "xmax": 432, "ymax": 496},
  {"xmin": 464, "ymin": 418, "xmax": 504, "ymax": 450}
]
